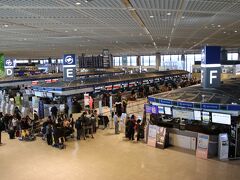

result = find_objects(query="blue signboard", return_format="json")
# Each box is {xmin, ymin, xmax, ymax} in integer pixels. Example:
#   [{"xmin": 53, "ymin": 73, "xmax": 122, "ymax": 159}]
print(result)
[
  {"xmin": 201, "ymin": 103, "xmax": 220, "ymax": 110},
  {"xmin": 145, "ymin": 104, "xmax": 152, "ymax": 113},
  {"xmin": 4, "ymin": 59, "xmax": 14, "ymax": 67},
  {"xmin": 228, "ymin": 105, "xmax": 240, "ymax": 111},
  {"xmin": 63, "ymin": 54, "xmax": 76, "ymax": 66},
  {"xmin": 201, "ymin": 46, "xmax": 221, "ymax": 65},
  {"xmin": 177, "ymin": 101, "xmax": 194, "ymax": 108},
  {"xmin": 159, "ymin": 99, "xmax": 172, "ymax": 105},
  {"xmin": 63, "ymin": 54, "xmax": 76, "ymax": 81},
  {"xmin": 148, "ymin": 97, "xmax": 156, "ymax": 102}
]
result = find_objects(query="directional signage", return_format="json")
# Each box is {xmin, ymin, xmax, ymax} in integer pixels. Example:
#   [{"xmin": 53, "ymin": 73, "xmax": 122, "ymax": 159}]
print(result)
[
  {"xmin": 4, "ymin": 58, "xmax": 15, "ymax": 77},
  {"xmin": 63, "ymin": 54, "xmax": 76, "ymax": 81}
]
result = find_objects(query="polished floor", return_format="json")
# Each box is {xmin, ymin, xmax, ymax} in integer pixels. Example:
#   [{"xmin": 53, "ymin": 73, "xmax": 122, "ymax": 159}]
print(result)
[{"xmin": 0, "ymin": 128, "xmax": 240, "ymax": 180}]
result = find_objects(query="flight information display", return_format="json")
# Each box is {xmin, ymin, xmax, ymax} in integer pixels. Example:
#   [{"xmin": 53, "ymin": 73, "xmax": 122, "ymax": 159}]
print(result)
[
  {"xmin": 194, "ymin": 110, "xmax": 202, "ymax": 121},
  {"xmin": 212, "ymin": 113, "xmax": 231, "ymax": 125},
  {"xmin": 172, "ymin": 109, "xmax": 194, "ymax": 120},
  {"xmin": 202, "ymin": 111, "xmax": 210, "ymax": 122},
  {"xmin": 158, "ymin": 106, "xmax": 164, "ymax": 114},
  {"xmin": 164, "ymin": 107, "xmax": 172, "ymax": 115}
]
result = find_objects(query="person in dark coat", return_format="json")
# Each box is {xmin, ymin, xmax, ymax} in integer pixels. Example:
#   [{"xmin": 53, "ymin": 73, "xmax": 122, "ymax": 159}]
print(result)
[{"xmin": 51, "ymin": 106, "xmax": 58, "ymax": 120}]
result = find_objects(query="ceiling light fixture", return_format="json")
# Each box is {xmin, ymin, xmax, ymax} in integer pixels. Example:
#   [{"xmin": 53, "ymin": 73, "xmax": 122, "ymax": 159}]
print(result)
[
  {"xmin": 74, "ymin": 29, "xmax": 78, "ymax": 31},
  {"xmin": 150, "ymin": 15, "xmax": 154, "ymax": 18},
  {"xmin": 234, "ymin": 30, "xmax": 238, "ymax": 33},
  {"xmin": 65, "ymin": 30, "xmax": 68, "ymax": 32},
  {"xmin": 3, "ymin": 24, "xmax": 8, "ymax": 28},
  {"xmin": 181, "ymin": 16, "xmax": 185, "ymax": 19},
  {"xmin": 217, "ymin": 25, "xmax": 221, "ymax": 27},
  {"xmin": 167, "ymin": 12, "xmax": 171, "ymax": 16},
  {"xmin": 223, "ymin": 31, "xmax": 226, "ymax": 34},
  {"xmin": 76, "ymin": 2, "xmax": 81, "ymax": 5}
]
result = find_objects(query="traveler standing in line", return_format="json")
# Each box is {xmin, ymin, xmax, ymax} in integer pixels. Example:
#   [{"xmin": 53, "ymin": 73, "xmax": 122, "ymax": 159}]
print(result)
[
  {"xmin": 129, "ymin": 115, "xmax": 136, "ymax": 141},
  {"xmin": 114, "ymin": 112, "xmax": 119, "ymax": 134},
  {"xmin": 75, "ymin": 116, "xmax": 82, "ymax": 140},
  {"xmin": 64, "ymin": 103, "xmax": 69, "ymax": 118},
  {"xmin": 51, "ymin": 106, "xmax": 58, "ymax": 120},
  {"xmin": 0, "ymin": 113, "xmax": 4, "ymax": 144}
]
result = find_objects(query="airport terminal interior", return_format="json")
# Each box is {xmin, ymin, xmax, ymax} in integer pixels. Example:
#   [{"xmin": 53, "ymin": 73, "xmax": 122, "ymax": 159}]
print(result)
[{"xmin": 1, "ymin": 0, "xmax": 240, "ymax": 180}]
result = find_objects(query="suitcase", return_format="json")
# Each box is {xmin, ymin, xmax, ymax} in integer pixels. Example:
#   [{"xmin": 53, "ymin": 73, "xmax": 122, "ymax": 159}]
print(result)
[{"xmin": 16, "ymin": 130, "xmax": 20, "ymax": 137}]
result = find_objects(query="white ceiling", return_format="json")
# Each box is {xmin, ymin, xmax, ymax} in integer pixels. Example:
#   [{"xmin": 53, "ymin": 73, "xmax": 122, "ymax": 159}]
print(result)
[{"xmin": 0, "ymin": 0, "xmax": 239, "ymax": 58}]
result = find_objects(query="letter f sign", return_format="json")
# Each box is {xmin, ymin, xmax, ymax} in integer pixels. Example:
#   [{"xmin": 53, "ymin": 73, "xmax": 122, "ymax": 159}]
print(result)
[{"xmin": 210, "ymin": 70, "xmax": 218, "ymax": 84}]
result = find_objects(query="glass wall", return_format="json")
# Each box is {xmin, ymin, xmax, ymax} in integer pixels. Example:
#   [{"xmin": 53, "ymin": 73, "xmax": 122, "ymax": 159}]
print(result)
[
  {"xmin": 141, "ymin": 55, "xmax": 156, "ymax": 66},
  {"xmin": 113, "ymin": 57, "xmax": 122, "ymax": 66},
  {"xmin": 228, "ymin": 53, "xmax": 239, "ymax": 61},
  {"xmin": 127, "ymin": 56, "xmax": 137, "ymax": 66}
]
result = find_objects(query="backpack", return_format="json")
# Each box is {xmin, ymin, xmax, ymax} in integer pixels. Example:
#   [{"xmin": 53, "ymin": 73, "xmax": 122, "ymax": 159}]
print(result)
[{"xmin": 75, "ymin": 119, "xmax": 82, "ymax": 129}]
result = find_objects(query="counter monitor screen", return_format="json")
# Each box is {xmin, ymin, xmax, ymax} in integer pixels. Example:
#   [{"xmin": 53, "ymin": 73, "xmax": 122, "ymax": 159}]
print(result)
[
  {"xmin": 164, "ymin": 107, "xmax": 172, "ymax": 115},
  {"xmin": 158, "ymin": 106, "xmax": 164, "ymax": 114},
  {"xmin": 212, "ymin": 113, "xmax": 231, "ymax": 125},
  {"xmin": 202, "ymin": 111, "xmax": 210, "ymax": 122},
  {"xmin": 194, "ymin": 110, "xmax": 202, "ymax": 121}
]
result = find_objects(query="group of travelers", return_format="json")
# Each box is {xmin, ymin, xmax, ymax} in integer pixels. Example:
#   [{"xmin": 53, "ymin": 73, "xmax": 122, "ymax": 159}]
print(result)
[
  {"xmin": 41, "ymin": 107, "xmax": 98, "ymax": 149},
  {"xmin": 0, "ymin": 107, "xmax": 37, "ymax": 144}
]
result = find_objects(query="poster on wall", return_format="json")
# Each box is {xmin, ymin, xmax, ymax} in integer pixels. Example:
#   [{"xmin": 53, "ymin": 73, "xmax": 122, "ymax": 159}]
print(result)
[
  {"xmin": 147, "ymin": 125, "xmax": 158, "ymax": 147},
  {"xmin": 156, "ymin": 127, "xmax": 167, "ymax": 149},
  {"xmin": 196, "ymin": 133, "xmax": 209, "ymax": 159}
]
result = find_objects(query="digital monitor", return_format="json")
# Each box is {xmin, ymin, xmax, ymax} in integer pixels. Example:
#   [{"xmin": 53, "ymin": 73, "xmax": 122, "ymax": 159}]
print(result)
[
  {"xmin": 172, "ymin": 109, "xmax": 194, "ymax": 120},
  {"xmin": 46, "ymin": 92, "xmax": 53, "ymax": 98},
  {"xmin": 194, "ymin": 110, "xmax": 202, "ymax": 121},
  {"xmin": 212, "ymin": 113, "xmax": 231, "ymax": 125},
  {"xmin": 164, "ymin": 107, "xmax": 172, "ymax": 115},
  {"xmin": 202, "ymin": 111, "xmax": 210, "ymax": 122},
  {"xmin": 34, "ymin": 91, "xmax": 43, "ymax": 97},
  {"xmin": 158, "ymin": 106, "xmax": 164, "ymax": 114}
]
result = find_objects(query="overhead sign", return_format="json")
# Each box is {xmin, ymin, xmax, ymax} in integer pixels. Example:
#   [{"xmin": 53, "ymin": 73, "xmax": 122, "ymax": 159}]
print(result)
[
  {"xmin": 201, "ymin": 46, "xmax": 221, "ymax": 88},
  {"xmin": 4, "ymin": 58, "xmax": 15, "ymax": 77},
  {"xmin": 63, "ymin": 54, "xmax": 76, "ymax": 81}
]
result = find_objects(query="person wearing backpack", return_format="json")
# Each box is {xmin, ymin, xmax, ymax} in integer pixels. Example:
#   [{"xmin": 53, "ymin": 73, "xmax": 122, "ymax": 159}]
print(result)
[
  {"xmin": 0, "ymin": 112, "xmax": 5, "ymax": 144},
  {"xmin": 75, "ymin": 116, "xmax": 82, "ymax": 140}
]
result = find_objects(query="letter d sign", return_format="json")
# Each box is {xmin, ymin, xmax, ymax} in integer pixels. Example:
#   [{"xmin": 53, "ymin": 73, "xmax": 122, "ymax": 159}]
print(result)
[{"xmin": 6, "ymin": 68, "xmax": 13, "ymax": 76}]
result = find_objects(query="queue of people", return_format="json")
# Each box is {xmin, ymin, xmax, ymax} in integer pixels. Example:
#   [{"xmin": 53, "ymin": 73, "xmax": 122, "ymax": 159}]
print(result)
[{"xmin": 0, "ymin": 107, "xmax": 37, "ymax": 144}]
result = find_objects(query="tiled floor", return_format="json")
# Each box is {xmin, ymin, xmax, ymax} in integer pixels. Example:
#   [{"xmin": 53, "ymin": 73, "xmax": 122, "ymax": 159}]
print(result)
[{"xmin": 0, "ymin": 128, "xmax": 240, "ymax": 180}]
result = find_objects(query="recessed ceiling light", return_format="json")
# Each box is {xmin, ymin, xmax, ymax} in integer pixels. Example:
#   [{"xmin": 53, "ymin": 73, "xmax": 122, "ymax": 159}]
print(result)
[
  {"xmin": 217, "ymin": 25, "xmax": 221, "ymax": 27},
  {"xmin": 223, "ymin": 31, "xmax": 226, "ymax": 34},
  {"xmin": 3, "ymin": 24, "xmax": 8, "ymax": 28},
  {"xmin": 234, "ymin": 30, "xmax": 238, "ymax": 33},
  {"xmin": 167, "ymin": 12, "xmax": 171, "ymax": 16},
  {"xmin": 74, "ymin": 29, "xmax": 78, "ymax": 31},
  {"xmin": 65, "ymin": 30, "xmax": 68, "ymax": 32},
  {"xmin": 211, "ymin": 24, "xmax": 214, "ymax": 26},
  {"xmin": 150, "ymin": 15, "xmax": 154, "ymax": 18},
  {"xmin": 181, "ymin": 16, "xmax": 185, "ymax": 19},
  {"xmin": 76, "ymin": 2, "xmax": 81, "ymax": 5},
  {"xmin": 23, "ymin": 38, "xmax": 27, "ymax": 41},
  {"xmin": 85, "ymin": 0, "xmax": 88, "ymax": 2}
]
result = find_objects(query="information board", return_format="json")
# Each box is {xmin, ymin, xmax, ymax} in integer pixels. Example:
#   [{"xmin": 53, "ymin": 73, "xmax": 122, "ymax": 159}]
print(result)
[
  {"xmin": 202, "ymin": 111, "xmax": 210, "ymax": 122},
  {"xmin": 164, "ymin": 107, "xmax": 172, "ymax": 115},
  {"xmin": 212, "ymin": 113, "xmax": 231, "ymax": 125},
  {"xmin": 147, "ymin": 125, "xmax": 158, "ymax": 147},
  {"xmin": 172, "ymin": 109, "xmax": 194, "ymax": 120},
  {"xmin": 194, "ymin": 110, "xmax": 202, "ymax": 121}
]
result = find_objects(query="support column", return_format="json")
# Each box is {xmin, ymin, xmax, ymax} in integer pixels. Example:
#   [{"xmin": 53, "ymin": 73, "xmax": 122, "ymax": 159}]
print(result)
[{"xmin": 156, "ymin": 53, "xmax": 161, "ymax": 70}]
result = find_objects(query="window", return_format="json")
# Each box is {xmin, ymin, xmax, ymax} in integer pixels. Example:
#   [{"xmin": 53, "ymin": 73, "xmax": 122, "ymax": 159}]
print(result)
[
  {"xmin": 149, "ymin": 56, "xmax": 156, "ymax": 66},
  {"xmin": 126, "ymin": 56, "xmax": 137, "ymax": 66},
  {"xmin": 228, "ymin": 53, "xmax": 239, "ymax": 61},
  {"xmin": 15, "ymin": 60, "xmax": 28, "ymax": 64},
  {"xmin": 141, "ymin": 55, "xmax": 156, "ymax": 66},
  {"xmin": 186, "ymin": 54, "xmax": 195, "ymax": 72},
  {"xmin": 195, "ymin": 54, "xmax": 202, "ymax": 61},
  {"xmin": 113, "ymin": 57, "xmax": 122, "ymax": 66}
]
